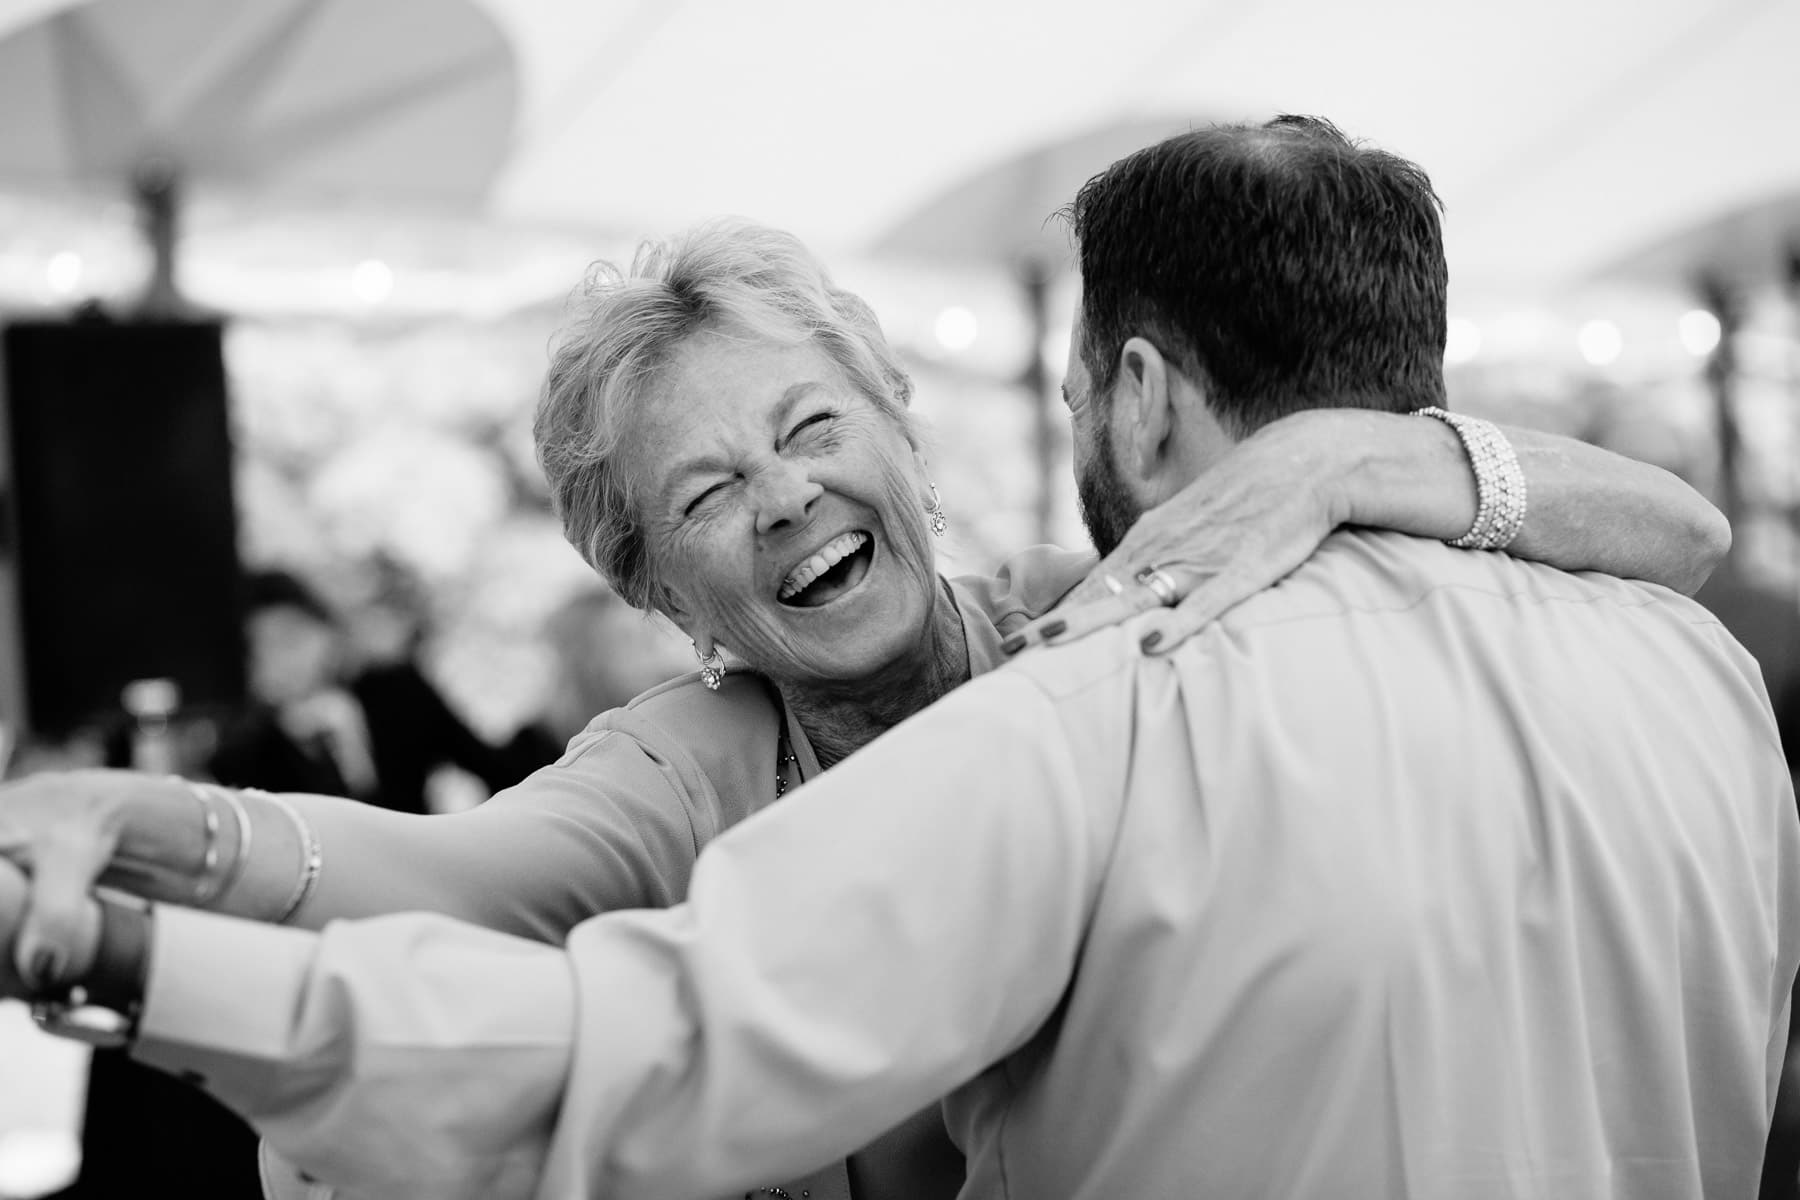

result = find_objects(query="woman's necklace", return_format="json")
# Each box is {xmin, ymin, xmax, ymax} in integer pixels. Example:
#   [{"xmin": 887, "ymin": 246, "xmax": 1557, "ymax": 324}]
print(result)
[{"xmin": 774, "ymin": 730, "xmax": 799, "ymax": 797}]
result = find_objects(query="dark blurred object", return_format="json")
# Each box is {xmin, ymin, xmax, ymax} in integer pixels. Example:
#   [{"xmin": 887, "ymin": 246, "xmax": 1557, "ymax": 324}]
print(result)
[
  {"xmin": 210, "ymin": 566, "xmax": 542, "ymax": 813},
  {"xmin": 62, "ymin": 1049, "xmax": 263, "ymax": 1200},
  {"xmin": 1768, "ymin": 652, "xmax": 1800, "ymax": 1200},
  {"xmin": 1, "ymin": 319, "xmax": 245, "ymax": 740},
  {"xmin": 1695, "ymin": 274, "xmax": 1744, "ymax": 528},
  {"xmin": 122, "ymin": 676, "xmax": 182, "ymax": 774},
  {"xmin": 1700, "ymin": 567, "xmax": 1800, "ymax": 723},
  {"xmin": 62, "ymin": 688, "xmax": 255, "ymax": 1200},
  {"xmin": 132, "ymin": 157, "xmax": 193, "ymax": 317}
]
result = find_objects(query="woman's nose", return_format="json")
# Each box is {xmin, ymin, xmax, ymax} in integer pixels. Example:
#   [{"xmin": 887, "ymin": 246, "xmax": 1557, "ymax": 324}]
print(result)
[{"xmin": 753, "ymin": 466, "xmax": 823, "ymax": 535}]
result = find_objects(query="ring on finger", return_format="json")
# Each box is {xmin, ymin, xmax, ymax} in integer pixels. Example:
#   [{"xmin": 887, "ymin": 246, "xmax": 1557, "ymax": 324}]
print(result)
[
  {"xmin": 1101, "ymin": 573, "xmax": 1125, "ymax": 596},
  {"xmin": 1134, "ymin": 564, "xmax": 1180, "ymax": 607}
]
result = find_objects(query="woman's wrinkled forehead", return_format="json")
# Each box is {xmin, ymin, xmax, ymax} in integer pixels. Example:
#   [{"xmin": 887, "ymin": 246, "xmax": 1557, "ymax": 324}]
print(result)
[{"xmin": 614, "ymin": 329, "xmax": 870, "ymax": 512}]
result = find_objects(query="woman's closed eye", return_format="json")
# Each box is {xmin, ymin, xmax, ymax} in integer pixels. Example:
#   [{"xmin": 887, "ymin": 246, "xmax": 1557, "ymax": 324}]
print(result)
[
  {"xmin": 683, "ymin": 479, "xmax": 731, "ymax": 517},
  {"xmin": 782, "ymin": 411, "xmax": 834, "ymax": 447}
]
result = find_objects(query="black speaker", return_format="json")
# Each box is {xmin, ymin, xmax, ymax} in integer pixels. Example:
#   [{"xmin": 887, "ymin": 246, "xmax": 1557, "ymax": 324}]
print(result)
[{"xmin": 2, "ymin": 318, "xmax": 245, "ymax": 738}]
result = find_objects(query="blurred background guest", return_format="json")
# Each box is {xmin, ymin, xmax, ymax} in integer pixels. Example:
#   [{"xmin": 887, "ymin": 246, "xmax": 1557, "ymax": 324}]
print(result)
[
  {"xmin": 211, "ymin": 566, "xmax": 543, "ymax": 813},
  {"xmin": 526, "ymin": 586, "xmax": 693, "ymax": 748}
]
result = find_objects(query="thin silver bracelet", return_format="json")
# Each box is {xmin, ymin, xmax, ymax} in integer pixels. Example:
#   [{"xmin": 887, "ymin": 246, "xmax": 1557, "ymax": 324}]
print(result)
[
  {"xmin": 1412, "ymin": 406, "xmax": 1528, "ymax": 551},
  {"xmin": 256, "ymin": 791, "xmax": 323, "ymax": 926},
  {"xmin": 209, "ymin": 785, "xmax": 255, "ymax": 907},
  {"xmin": 183, "ymin": 781, "xmax": 225, "ymax": 906}
]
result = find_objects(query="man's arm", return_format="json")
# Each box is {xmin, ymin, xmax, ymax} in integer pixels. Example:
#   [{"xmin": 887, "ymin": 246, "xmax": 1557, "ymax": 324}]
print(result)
[{"xmin": 57, "ymin": 658, "xmax": 1129, "ymax": 1199}]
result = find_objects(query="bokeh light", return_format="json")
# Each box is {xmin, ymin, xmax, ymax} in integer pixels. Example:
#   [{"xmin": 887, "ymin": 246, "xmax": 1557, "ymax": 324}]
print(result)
[
  {"xmin": 1445, "ymin": 317, "xmax": 1482, "ymax": 365},
  {"xmin": 1577, "ymin": 319, "xmax": 1623, "ymax": 367},
  {"xmin": 1678, "ymin": 309, "xmax": 1722, "ymax": 358},
  {"xmin": 350, "ymin": 259, "xmax": 395, "ymax": 305},
  {"xmin": 934, "ymin": 305, "xmax": 979, "ymax": 353},
  {"xmin": 43, "ymin": 251, "xmax": 81, "ymax": 297}
]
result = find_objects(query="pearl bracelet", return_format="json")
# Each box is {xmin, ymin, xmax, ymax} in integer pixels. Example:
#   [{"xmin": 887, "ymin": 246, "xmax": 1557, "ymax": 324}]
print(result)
[{"xmin": 1413, "ymin": 406, "xmax": 1528, "ymax": 551}]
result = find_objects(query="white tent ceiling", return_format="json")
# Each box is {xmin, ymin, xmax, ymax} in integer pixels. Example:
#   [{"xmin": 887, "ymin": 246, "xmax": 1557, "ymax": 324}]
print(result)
[{"xmin": 0, "ymin": 0, "xmax": 1794, "ymax": 302}]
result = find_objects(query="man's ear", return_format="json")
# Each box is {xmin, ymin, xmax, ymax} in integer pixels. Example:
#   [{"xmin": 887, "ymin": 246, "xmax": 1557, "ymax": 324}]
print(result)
[{"xmin": 1115, "ymin": 336, "xmax": 1175, "ymax": 480}]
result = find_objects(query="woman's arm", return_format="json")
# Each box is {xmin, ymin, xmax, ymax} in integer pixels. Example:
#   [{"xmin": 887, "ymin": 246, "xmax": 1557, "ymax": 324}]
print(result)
[
  {"xmin": 1330, "ymin": 409, "xmax": 1728, "ymax": 595},
  {"xmin": 0, "ymin": 742, "xmax": 701, "ymax": 989},
  {"xmin": 1005, "ymin": 407, "xmax": 1728, "ymax": 654}
]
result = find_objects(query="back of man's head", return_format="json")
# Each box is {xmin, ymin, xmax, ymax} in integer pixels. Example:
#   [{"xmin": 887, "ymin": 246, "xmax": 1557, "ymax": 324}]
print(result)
[{"xmin": 1068, "ymin": 115, "xmax": 1447, "ymax": 435}]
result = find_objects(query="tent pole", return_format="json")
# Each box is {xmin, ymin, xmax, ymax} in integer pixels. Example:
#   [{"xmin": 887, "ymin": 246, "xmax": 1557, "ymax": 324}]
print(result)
[
  {"xmin": 133, "ymin": 158, "xmax": 188, "ymax": 318},
  {"xmin": 1018, "ymin": 255, "xmax": 1056, "ymax": 544}
]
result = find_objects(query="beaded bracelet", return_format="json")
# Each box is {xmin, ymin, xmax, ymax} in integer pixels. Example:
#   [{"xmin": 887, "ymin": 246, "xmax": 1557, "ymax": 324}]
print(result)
[
  {"xmin": 256, "ymin": 790, "xmax": 323, "ymax": 925},
  {"xmin": 1412, "ymin": 406, "xmax": 1528, "ymax": 551}
]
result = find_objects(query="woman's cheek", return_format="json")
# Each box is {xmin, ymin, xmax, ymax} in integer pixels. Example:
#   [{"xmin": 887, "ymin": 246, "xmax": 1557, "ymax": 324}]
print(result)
[{"xmin": 874, "ymin": 459, "xmax": 933, "ymax": 579}]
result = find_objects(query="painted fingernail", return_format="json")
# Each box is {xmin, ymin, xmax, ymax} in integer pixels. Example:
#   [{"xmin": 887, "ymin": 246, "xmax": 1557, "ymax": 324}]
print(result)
[
  {"xmin": 1039, "ymin": 620, "xmax": 1066, "ymax": 639},
  {"xmin": 1141, "ymin": 631, "xmax": 1163, "ymax": 652},
  {"xmin": 1001, "ymin": 634, "xmax": 1026, "ymax": 656},
  {"xmin": 30, "ymin": 946, "xmax": 63, "ymax": 990}
]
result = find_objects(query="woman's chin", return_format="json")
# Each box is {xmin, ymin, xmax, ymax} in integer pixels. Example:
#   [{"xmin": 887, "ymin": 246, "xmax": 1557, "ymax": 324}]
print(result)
[
  {"xmin": 775, "ymin": 606, "xmax": 934, "ymax": 690},
  {"xmin": 740, "ymin": 553, "xmax": 941, "ymax": 688}
]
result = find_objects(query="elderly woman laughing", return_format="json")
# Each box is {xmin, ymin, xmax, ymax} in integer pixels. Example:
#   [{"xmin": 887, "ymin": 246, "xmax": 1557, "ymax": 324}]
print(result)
[{"xmin": 0, "ymin": 220, "xmax": 1726, "ymax": 1200}]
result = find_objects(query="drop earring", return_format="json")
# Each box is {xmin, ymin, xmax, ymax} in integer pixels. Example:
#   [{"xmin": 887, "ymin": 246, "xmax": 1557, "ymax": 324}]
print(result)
[
  {"xmin": 924, "ymin": 483, "xmax": 947, "ymax": 538},
  {"xmin": 693, "ymin": 641, "xmax": 726, "ymax": 691}
]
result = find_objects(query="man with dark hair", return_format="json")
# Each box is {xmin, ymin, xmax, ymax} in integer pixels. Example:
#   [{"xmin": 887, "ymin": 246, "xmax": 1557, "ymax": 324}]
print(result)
[
  {"xmin": 4, "ymin": 119, "xmax": 1795, "ymax": 1199},
  {"xmin": 1074, "ymin": 116, "xmax": 1447, "ymax": 424},
  {"xmin": 1070, "ymin": 115, "xmax": 1451, "ymax": 553}
]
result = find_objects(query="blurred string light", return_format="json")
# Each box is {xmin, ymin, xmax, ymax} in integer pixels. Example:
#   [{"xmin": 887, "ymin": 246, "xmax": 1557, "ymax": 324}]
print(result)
[
  {"xmin": 1678, "ymin": 308, "xmax": 1722, "ymax": 357},
  {"xmin": 1577, "ymin": 319, "xmax": 1623, "ymax": 367},
  {"xmin": 1444, "ymin": 317, "xmax": 1481, "ymax": 365},
  {"xmin": 350, "ymin": 259, "xmax": 394, "ymax": 305},
  {"xmin": 933, "ymin": 305, "xmax": 979, "ymax": 353},
  {"xmin": 44, "ymin": 251, "xmax": 82, "ymax": 297}
]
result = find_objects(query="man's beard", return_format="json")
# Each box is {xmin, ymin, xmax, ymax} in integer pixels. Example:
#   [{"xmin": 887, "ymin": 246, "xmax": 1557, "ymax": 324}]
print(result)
[{"xmin": 1075, "ymin": 434, "xmax": 1142, "ymax": 558}]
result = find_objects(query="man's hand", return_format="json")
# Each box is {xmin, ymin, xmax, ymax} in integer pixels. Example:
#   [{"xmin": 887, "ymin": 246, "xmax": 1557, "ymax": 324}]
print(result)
[
  {"xmin": 0, "ymin": 770, "xmax": 142, "ymax": 992},
  {"xmin": 1005, "ymin": 411, "xmax": 1346, "ymax": 656},
  {"xmin": 0, "ymin": 856, "xmax": 31, "ymax": 1000}
]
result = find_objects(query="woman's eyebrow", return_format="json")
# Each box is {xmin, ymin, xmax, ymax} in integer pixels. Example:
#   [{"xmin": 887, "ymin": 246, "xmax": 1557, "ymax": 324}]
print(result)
[
  {"xmin": 662, "ymin": 454, "xmax": 733, "ymax": 505},
  {"xmin": 772, "ymin": 381, "xmax": 827, "ymax": 429}
]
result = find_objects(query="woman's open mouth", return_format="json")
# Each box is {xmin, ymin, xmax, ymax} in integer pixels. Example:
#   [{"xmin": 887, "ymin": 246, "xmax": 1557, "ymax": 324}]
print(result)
[{"xmin": 778, "ymin": 531, "xmax": 875, "ymax": 608}]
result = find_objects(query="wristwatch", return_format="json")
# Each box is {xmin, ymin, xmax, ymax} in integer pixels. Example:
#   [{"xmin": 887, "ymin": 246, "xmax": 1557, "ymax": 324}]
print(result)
[
  {"xmin": 31, "ymin": 985, "xmax": 141, "ymax": 1049},
  {"xmin": 28, "ymin": 895, "xmax": 152, "ymax": 1050}
]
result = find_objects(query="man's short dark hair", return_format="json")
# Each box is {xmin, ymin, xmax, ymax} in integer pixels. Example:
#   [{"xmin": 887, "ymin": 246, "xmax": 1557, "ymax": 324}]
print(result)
[{"xmin": 1066, "ymin": 114, "xmax": 1447, "ymax": 434}]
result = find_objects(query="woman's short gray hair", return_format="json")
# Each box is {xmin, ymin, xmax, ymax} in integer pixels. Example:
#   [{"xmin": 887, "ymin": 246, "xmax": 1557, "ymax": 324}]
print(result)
[{"xmin": 534, "ymin": 219, "xmax": 916, "ymax": 614}]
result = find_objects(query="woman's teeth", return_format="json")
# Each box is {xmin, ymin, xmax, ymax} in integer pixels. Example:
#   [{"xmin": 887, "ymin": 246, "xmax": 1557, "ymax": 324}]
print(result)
[{"xmin": 780, "ymin": 531, "xmax": 869, "ymax": 601}]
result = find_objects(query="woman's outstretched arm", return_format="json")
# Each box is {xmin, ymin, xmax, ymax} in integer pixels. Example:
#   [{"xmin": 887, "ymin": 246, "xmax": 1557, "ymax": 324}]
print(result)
[{"xmin": 0, "ymin": 735, "xmax": 703, "ymax": 986}]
